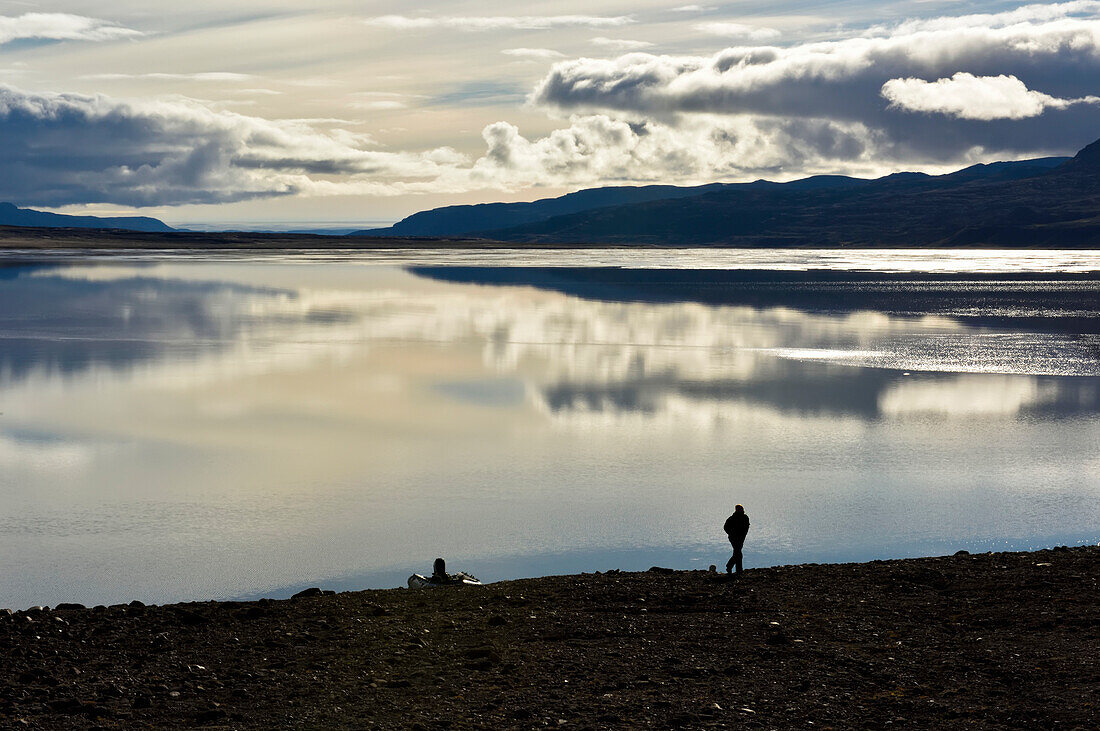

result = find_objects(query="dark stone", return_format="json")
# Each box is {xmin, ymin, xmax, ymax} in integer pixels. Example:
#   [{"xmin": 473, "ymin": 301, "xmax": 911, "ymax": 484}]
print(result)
[
  {"xmin": 464, "ymin": 647, "xmax": 495, "ymax": 660},
  {"xmin": 648, "ymin": 566, "xmax": 675, "ymax": 574},
  {"xmin": 291, "ymin": 588, "xmax": 324, "ymax": 599},
  {"xmin": 954, "ymin": 550, "xmax": 970, "ymax": 556},
  {"xmin": 174, "ymin": 609, "xmax": 208, "ymax": 626},
  {"xmin": 765, "ymin": 631, "xmax": 791, "ymax": 646},
  {"xmin": 128, "ymin": 600, "xmax": 145, "ymax": 608},
  {"xmin": 54, "ymin": 603, "xmax": 85, "ymax": 611},
  {"xmin": 486, "ymin": 614, "xmax": 507, "ymax": 627},
  {"xmin": 195, "ymin": 708, "xmax": 227, "ymax": 724},
  {"xmin": 47, "ymin": 698, "xmax": 81, "ymax": 713}
]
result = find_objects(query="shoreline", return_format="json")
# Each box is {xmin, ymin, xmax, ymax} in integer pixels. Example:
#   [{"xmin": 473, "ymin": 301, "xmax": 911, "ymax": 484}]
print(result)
[
  {"xmin": 3, "ymin": 545, "xmax": 1096, "ymax": 728},
  {"xmin": 4, "ymin": 225, "xmax": 1100, "ymax": 251}
]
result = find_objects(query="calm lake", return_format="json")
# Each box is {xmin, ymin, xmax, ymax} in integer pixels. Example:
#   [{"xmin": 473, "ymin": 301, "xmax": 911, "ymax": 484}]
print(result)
[{"xmin": 1, "ymin": 249, "xmax": 1098, "ymax": 608}]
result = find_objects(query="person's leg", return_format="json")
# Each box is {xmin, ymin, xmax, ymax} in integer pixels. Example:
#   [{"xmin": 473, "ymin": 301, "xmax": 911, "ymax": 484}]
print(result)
[
  {"xmin": 733, "ymin": 541, "xmax": 744, "ymax": 574},
  {"xmin": 725, "ymin": 542, "xmax": 736, "ymax": 573}
]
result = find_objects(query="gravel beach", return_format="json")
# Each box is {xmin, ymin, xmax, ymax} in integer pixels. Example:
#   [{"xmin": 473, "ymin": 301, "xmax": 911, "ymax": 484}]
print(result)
[{"xmin": 2, "ymin": 546, "xmax": 1097, "ymax": 729}]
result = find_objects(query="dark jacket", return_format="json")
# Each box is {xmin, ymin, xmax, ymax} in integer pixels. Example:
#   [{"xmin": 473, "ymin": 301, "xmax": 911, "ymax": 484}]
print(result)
[{"xmin": 724, "ymin": 512, "xmax": 750, "ymax": 542}]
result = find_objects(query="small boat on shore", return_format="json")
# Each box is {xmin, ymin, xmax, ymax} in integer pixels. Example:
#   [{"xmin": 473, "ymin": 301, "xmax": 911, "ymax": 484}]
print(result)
[{"xmin": 407, "ymin": 571, "xmax": 482, "ymax": 589}]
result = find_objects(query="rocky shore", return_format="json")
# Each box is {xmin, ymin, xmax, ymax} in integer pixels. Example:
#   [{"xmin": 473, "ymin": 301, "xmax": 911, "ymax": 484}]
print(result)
[{"xmin": 2, "ymin": 546, "xmax": 1097, "ymax": 729}]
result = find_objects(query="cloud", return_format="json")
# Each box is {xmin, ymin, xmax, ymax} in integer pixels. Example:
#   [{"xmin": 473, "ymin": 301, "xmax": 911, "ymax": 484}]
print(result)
[
  {"xmin": 0, "ymin": 85, "xmax": 460, "ymax": 206},
  {"xmin": 531, "ymin": 3, "xmax": 1100, "ymax": 162},
  {"xmin": 881, "ymin": 72, "xmax": 1100, "ymax": 120},
  {"xmin": 83, "ymin": 72, "xmax": 254, "ymax": 82},
  {"xmin": 671, "ymin": 5, "xmax": 717, "ymax": 12},
  {"xmin": 462, "ymin": 113, "xmax": 880, "ymax": 189},
  {"xmin": 348, "ymin": 99, "xmax": 406, "ymax": 110},
  {"xmin": 695, "ymin": 22, "xmax": 781, "ymax": 40},
  {"xmin": 0, "ymin": 13, "xmax": 140, "ymax": 45},
  {"xmin": 363, "ymin": 15, "xmax": 633, "ymax": 31},
  {"xmin": 502, "ymin": 48, "xmax": 566, "ymax": 61},
  {"xmin": 0, "ymin": 84, "xmax": 927, "ymax": 209},
  {"xmin": 591, "ymin": 37, "xmax": 654, "ymax": 51},
  {"xmin": 865, "ymin": 0, "xmax": 1100, "ymax": 35},
  {"xmin": 17, "ymin": 2, "xmax": 1100, "ymax": 209},
  {"xmin": 4, "ymin": 85, "xmax": 791, "ymax": 207}
]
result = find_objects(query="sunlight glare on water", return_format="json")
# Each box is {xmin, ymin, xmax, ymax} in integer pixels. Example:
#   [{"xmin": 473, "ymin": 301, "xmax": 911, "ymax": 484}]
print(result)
[{"xmin": 5, "ymin": 247, "xmax": 1100, "ymax": 272}]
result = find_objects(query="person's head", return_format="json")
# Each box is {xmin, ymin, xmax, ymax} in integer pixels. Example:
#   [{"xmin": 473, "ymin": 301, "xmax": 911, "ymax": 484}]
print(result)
[
  {"xmin": 734, "ymin": 504, "xmax": 744, "ymax": 513},
  {"xmin": 433, "ymin": 557, "xmax": 446, "ymax": 575}
]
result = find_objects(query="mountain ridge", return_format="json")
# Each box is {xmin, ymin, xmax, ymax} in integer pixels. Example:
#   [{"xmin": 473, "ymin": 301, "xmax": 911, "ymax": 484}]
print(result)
[
  {"xmin": 473, "ymin": 152, "xmax": 1100, "ymax": 246},
  {"xmin": 354, "ymin": 154, "xmax": 1079, "ymax": 246},
  {"xmin": 0, "ymin": 203, "xmax": 176, "ymax": 233}
]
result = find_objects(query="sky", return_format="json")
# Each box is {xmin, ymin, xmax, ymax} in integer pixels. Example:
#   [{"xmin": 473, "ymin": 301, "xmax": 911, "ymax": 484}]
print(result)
[{"xmin": 2, "ymin": 1, "xmax": 1100, "ymax": 226}]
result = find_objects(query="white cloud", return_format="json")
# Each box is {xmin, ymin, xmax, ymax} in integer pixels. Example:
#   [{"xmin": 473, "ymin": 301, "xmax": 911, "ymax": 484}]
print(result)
[
  {"xmin": 363, "ymin": 15, "xmax": 633, "ymax": 31},
  {"xmin": 881, "ymin": 72, "xmax": 1100, "ymax": 120},
  {"xmin": 502, "ymin": 48, "xmax": 566, "ymax": 60},
  {"xmin": 348, "ymin": 99, "xmax": 406, "ymax": 110},
  {"xmin": 695, "ymin": 22, "xmax": 781, "ymax": 40},
  {"xmin": 591, "ymin": 37, "xmax": 654, "ymax": 50},
  {"xmin": 532, "ymin": 5, "xmax": 1100, "ymax": 162},
  {"xmin": 461, "ymin": 113, "xmax": 880, "ymax": 190},
  {"xmin": 671, "ymin": 5, "xmax": 717, "ymax": 13},
  {"xmin": 0, "ymin": 12, "xmax": 140, "ymax": 45},
  {"xmin": 83, "ymin": 72, "xmax": 254, "ymax": 82},
  {"xmin": 867, "ymin": 0, "xmax": 1100, "ymax": 35}
]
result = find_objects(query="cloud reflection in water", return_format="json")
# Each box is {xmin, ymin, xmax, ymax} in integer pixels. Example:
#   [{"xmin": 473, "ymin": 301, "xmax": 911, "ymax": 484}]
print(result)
[{"xmin": 0, "ymin": 259, "xmax": 1097, "ymax": 607}]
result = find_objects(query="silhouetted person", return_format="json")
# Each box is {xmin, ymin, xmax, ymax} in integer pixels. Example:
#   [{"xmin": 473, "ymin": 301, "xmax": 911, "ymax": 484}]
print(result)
[
  {"xmin": 724, "ymin": 505, "xmax": 750, "ymax": 575},
  {"xmin": 431, "ymin": 557, "xmax": 450, "ymax": 583}
]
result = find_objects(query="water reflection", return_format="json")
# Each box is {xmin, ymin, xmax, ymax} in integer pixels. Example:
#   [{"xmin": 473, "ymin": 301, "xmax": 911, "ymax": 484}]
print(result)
[
  {"xmin": 0, "ymin": 258, "xmax": 1097, "ymax": 608},
  {"xmin": 0, "ymin": 264, "xmax": 298, "ymax": 383}
]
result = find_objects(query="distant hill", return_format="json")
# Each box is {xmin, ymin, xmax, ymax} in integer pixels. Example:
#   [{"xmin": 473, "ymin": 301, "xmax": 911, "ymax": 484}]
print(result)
[
  {"xmin": 353, "ymin": 184, "xmax": 731, "ymax": 237},
  {"xmin": 355, "ymin": 154, "xmax": 1083, "ymax": 246},
  {"xmin": 0, "ymin": 203, "xmax": 176, "ymax": 233},
  {"xmin": 353, "ymin": 177, "xmax": 873, "ymax": 238},
  {"xmin": 473, "ymin": 155, "xmax": 1080, "ymax": 246}
]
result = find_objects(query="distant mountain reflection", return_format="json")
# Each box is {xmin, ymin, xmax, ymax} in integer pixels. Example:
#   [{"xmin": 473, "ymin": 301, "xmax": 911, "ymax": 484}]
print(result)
[{"xmin": 409, "ymin": 267, "xmax": 1100, "ymax": 334}]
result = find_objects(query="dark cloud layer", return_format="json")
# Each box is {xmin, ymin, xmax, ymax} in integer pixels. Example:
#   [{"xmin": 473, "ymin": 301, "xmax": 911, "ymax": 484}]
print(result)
[{"xmin": 0, "ymin": 86, "xmax": 448, "ymax": 206}]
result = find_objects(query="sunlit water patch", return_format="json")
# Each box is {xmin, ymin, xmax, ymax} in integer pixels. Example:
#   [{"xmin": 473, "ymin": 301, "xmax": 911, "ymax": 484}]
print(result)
[{"xmin": 4, "ymin": 247, "xmax": 1100, "ymax": 272}]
